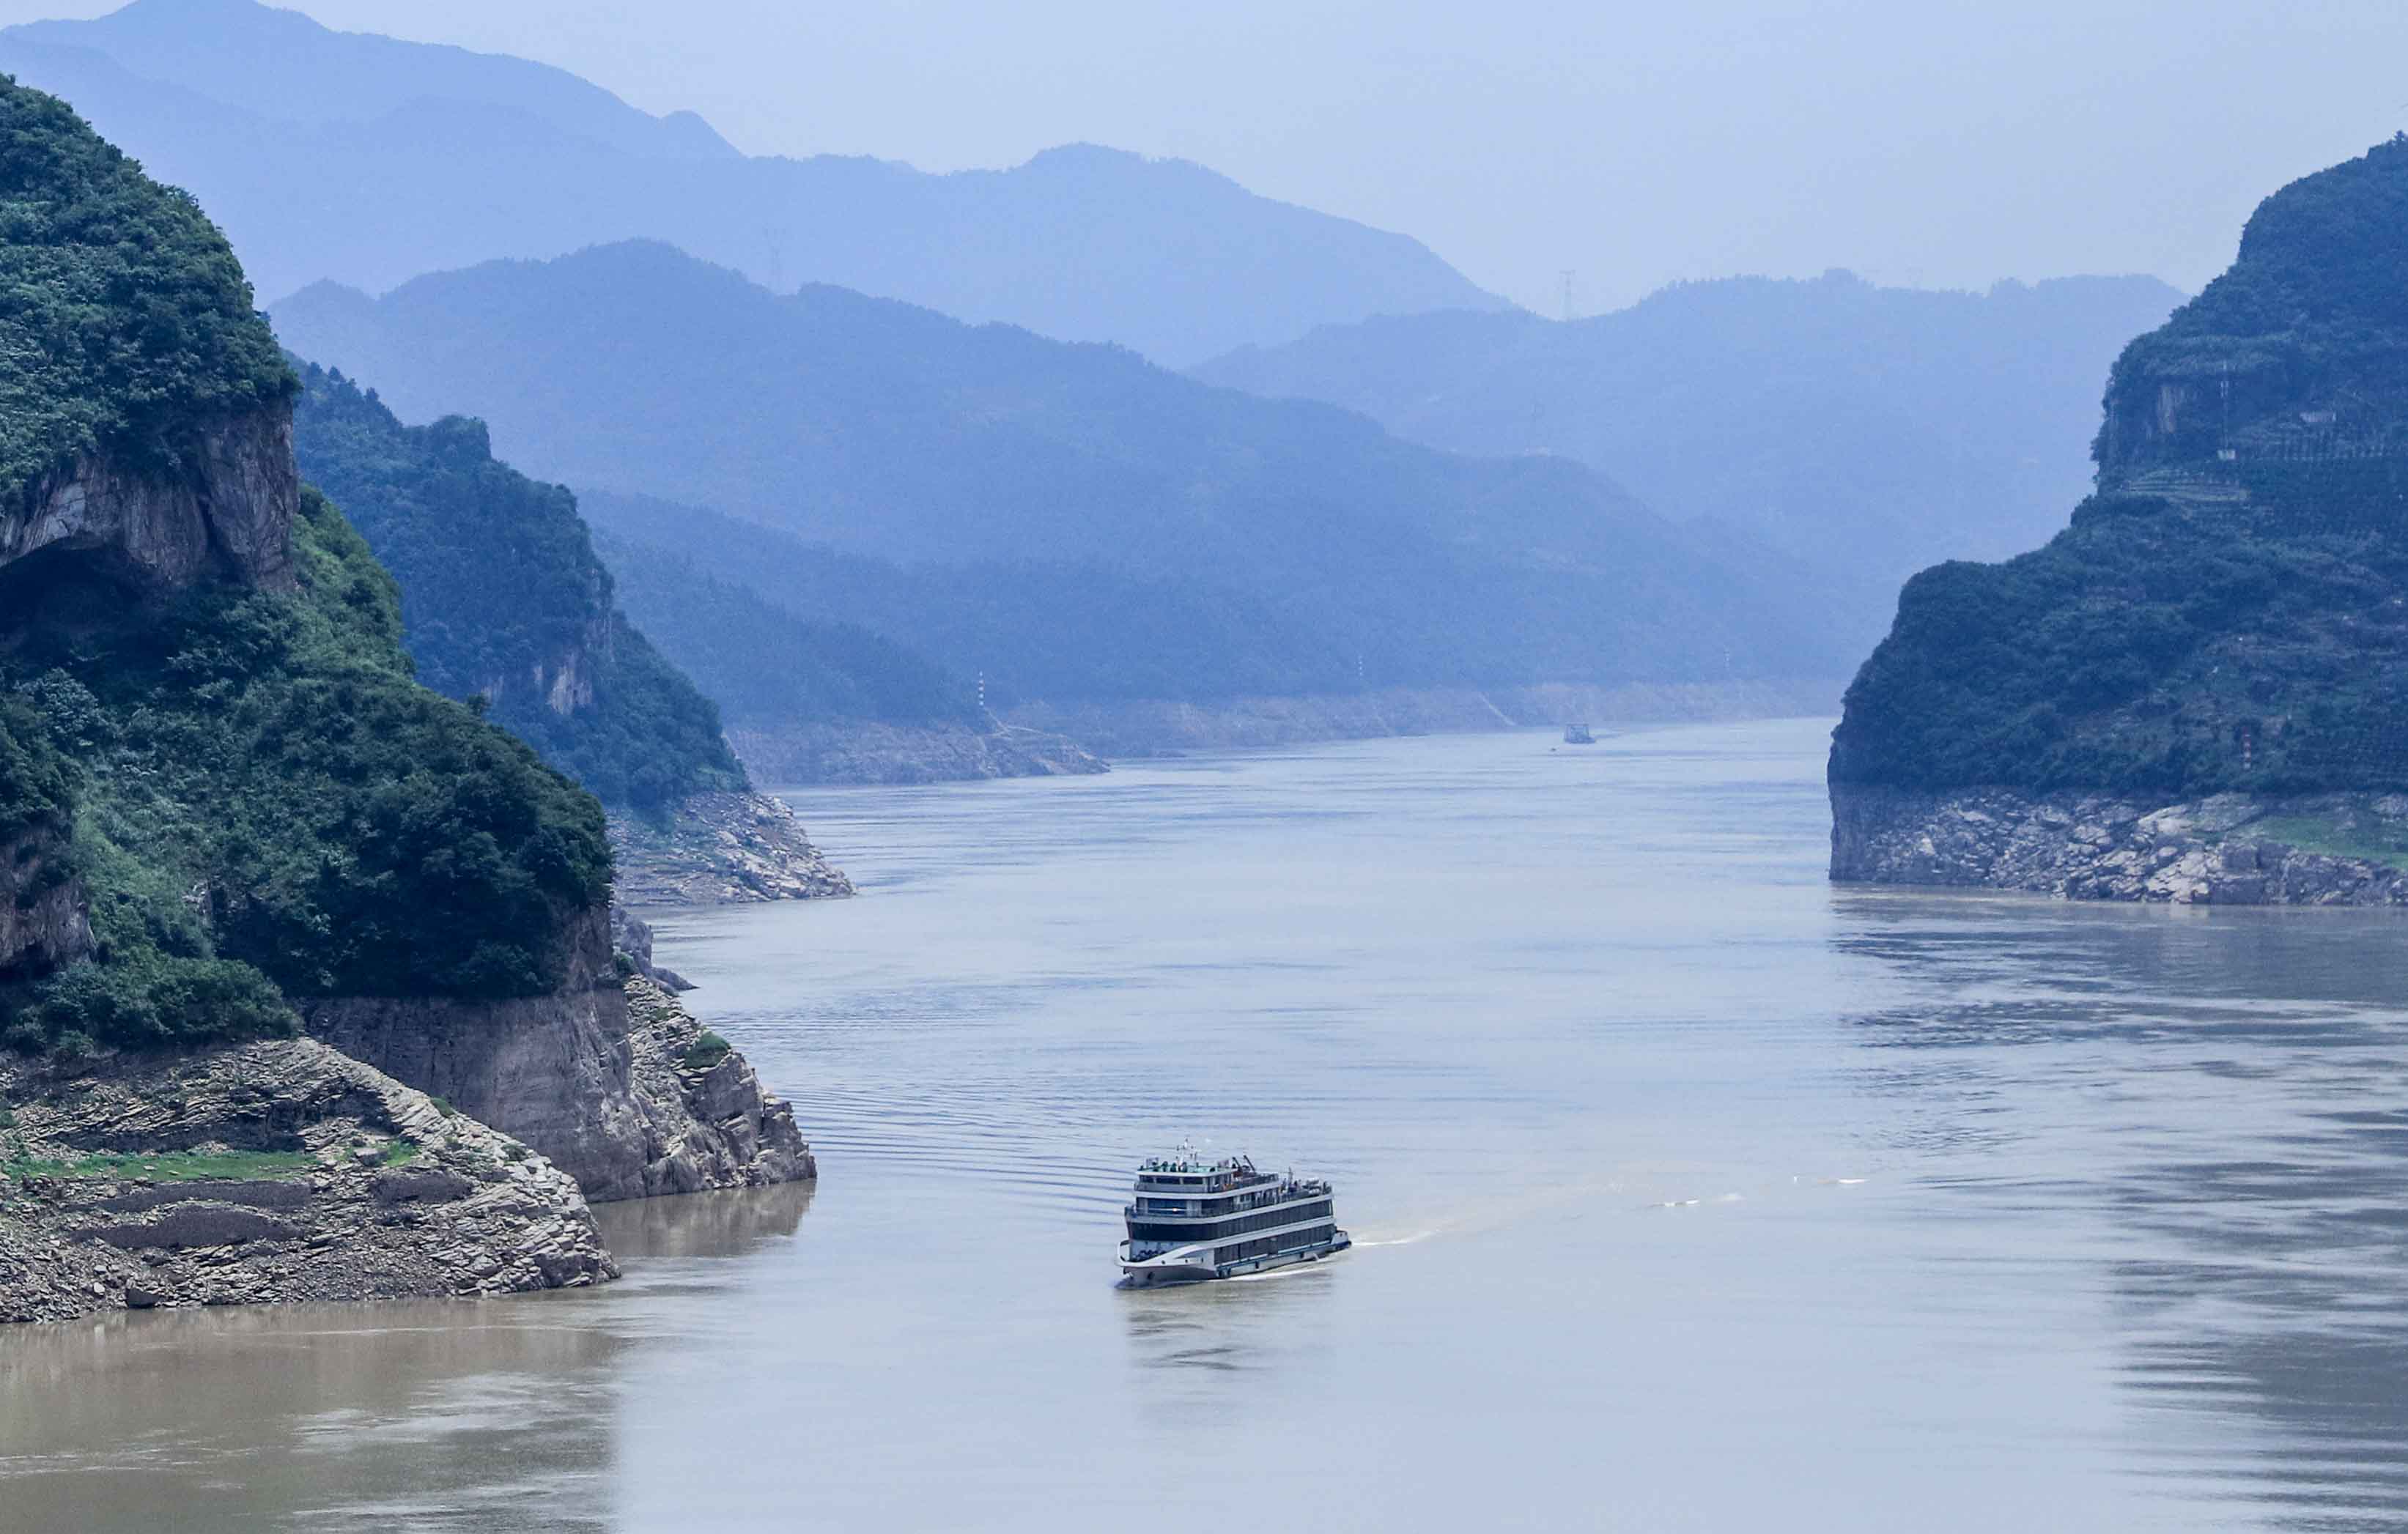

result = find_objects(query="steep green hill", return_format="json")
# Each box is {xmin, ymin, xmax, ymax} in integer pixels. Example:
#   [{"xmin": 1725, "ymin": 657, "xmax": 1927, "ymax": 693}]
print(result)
[
  {"xmin": 290, "ymin": 364, "xmax": 743, "ymax": 812},
  {"xmin": 0, "ymin": 75, "xmax": 610, "ymax": 1054},
  {"xmin": 273, "ymin": 242, "xmax": 1845, "ymax": 704},
  {"xmin": 0, "ymin": 69, "xmax": 292, "ymax": 507},
  {"xmin": 1833, "ymin": 138, "xmax": 2408, "ymax": 799}
]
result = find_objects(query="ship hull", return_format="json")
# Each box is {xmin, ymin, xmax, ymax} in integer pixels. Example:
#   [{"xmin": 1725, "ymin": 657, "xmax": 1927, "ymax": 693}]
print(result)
[{"xmin": 1119, "ymin": 1231, "xmax": 1351, "ymax": 1287}]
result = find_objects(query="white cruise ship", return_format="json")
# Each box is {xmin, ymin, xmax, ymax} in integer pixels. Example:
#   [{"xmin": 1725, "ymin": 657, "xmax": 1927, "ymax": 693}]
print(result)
[{"xmin": 1118, "ymin": 1147, "xmax": 1350, "ymax": 1286}]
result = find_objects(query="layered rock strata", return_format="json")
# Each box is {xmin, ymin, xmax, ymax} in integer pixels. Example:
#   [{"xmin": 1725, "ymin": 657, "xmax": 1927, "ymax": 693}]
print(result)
[
  {"xmin": 607, "ymin": 790, "xmax": 853, "ymax": 905},
  {"xmin": 306, "ymin": 909, "xmax": 813, "ymax": 1202},
  {"xmin": 0, "ymin": 1038, "xmax": 615, "ymax": 1324},
  {"xmin": 1831, "ymin": 787, "xmax": 2408, "ymax": 905},
  {"xmin": 623, "ymin": 975, "xmax": 815, "ymax": 1190},
  {"xmin": 2, "ymin": 409, "xmax": 298, "ymax": 593}
]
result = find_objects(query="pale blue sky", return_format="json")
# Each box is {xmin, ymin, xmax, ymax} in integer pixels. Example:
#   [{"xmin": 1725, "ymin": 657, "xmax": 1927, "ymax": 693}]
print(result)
[{"xmin": 6, "ymin": 0, "xmax": 2402, "ymax": 311}]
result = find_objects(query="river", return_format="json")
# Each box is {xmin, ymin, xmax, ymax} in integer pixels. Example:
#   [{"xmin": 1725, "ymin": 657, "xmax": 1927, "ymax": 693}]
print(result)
[{"xmin": 6, "ymin": 717, "xmax": 2407, "ymax": 1531}]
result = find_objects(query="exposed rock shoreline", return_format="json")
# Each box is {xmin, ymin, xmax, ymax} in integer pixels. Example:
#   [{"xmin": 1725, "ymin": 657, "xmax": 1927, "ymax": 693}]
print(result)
[
  {"xmin": 1831, "ymin": 785, "xmax": 2408, "ymax": 905},
  {"xmin": 608, "ymin": 789, "xmax": 854, "ymax": 905},
  {"xmin": 1005, "ymin": 678, "xmax": 1842, "ymax": 757},
  {"xmin": 303, "ymin": 908, "xmax": 814, "ymax": 1203},
  {"xmin": 0, "ymin": 1039, "xmax": 615, "ymax": 1324},
  {"xmin": 728, "ymin": 719, "xmax": 1105, "ymax": 787}
]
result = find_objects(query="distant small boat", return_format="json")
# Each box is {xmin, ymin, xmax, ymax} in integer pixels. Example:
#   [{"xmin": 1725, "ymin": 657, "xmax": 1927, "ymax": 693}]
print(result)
[
  {"xmin": 1119, "ymin": 1148, "xmax": 1349, "ymax": 1286},
  {"xmin": 1562, "ymin": 723, "xmax": 1595, "ymax": 745}
]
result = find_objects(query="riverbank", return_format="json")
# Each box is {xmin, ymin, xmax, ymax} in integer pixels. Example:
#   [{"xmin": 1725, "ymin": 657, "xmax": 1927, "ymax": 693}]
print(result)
[
  {"xmin": 0, "ymin": 1039, "xmax": 614, "ymax": 1324},
  {"xmin": 608, "ymin": 790, "xmax": 855, "ymax": 905},
  {"xmin": 1831, "ymin": 784, "xmax": 2408, "ymax": 903},
  {"xmin": 726, "ymin": 719, "xmax": 1104, "ymax": 786},
  {"xmin": 1002, "ymin": 677, "xmax": 1842, "ymax": 757}
]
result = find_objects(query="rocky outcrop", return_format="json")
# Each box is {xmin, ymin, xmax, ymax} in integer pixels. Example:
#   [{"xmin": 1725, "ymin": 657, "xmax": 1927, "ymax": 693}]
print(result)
[
  {"xmin": 1831, "ymin": 785, "xmax": 2408, "ymax": 904},
  {"xmin": 0, "ymin": 407, "xmax": 298, "ymax": 594},
  {"xmin": 726, "ymin": 720, "xmax": 1105, "ymax": 786},
  {"xmin": 0, "ymin": 826, "xmax": 87, "ymax": 980},
  {"xmin": 305, "ymin": 905, "xmax": 813, "ymax": 1202},
  {"xmin": 623, "ymin": 976, "xmax": 814, "ymax": 1190},
  {"xmin": 607, "ymin": 790, "xmax": 852, "ymax": 905},
  {"xmin": 1005, "ymin": 678, "xmax": 1842, "ymax": 757},
  {"xmin": 609, "ymin": 904, "xmax": 692, "ymax": 990},
  {"xmin": 0, "ymin": 1037, "xmax": 615, "ymax": 1324}
]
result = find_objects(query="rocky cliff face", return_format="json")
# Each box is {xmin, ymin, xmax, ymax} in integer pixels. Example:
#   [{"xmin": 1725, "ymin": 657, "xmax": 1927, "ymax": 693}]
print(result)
[
  {"xmin": 1, "ymin": 407, "xmax": 298, "ymax": 594},
  {"xmin": 607, "ymin": 790, "xmax": 854, "ymax": 905},
  {"xmin": 1832, "ymin": 786, "xmax": 2408, "ymax": 904},
  {"xmin": 623, "ymin": 975, "xmax": 815, "ymax": 1191},
  {"xmin": 1831, "ymin": 139, "xmax": 2408, "ymax": 901},
  {"xmin": 303, "ymin": 905, "xmax": 812, "ymax": 1202},
  {"xmin": 0, "ymin": 826, "xmax": 87, "ymax": 981},
  {"xmin": 0, "ymin": 1037, "xmax": 615, "ymax": 1324}
]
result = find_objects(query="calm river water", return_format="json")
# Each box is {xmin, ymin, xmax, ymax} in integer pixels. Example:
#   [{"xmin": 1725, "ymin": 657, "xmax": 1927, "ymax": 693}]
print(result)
[{"xmin": 7, "ymin": 717, "xmax": 2408, "ymax": 1531}]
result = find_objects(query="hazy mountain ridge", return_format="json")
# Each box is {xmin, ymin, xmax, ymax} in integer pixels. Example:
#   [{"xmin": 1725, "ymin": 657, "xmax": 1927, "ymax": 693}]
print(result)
[
  {"xmin": 1194, "ymin": 270, "xmax": 2187, "ymax": 647},
  {"xmin": 272, "ymin": 242, "xmax": 1847, "ymax": 727},
  {"xmin": 0, "ymin": 0, "xmax": 1504, "ymax": 363},
  {"xmin": 8, "ymin": 0, "xmax": 734, "ymax": 160}
]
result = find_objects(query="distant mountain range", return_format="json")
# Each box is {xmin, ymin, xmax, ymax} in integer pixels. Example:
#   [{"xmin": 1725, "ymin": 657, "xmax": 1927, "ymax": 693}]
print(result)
[
  {"xmin": 1193, "ymin": 271, "xmax": 2187, "ymax": 645},
  {"xmin": 271, "ymin": 240, "xmax": 1847, "ymax": 711},
  {"xmin": 0, "ymin": 0, "xmax": 1507, "ymax": 364}
]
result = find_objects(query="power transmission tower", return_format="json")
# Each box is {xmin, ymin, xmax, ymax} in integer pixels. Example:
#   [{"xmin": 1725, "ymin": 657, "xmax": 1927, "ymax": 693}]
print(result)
[{"xmin": 1560, "ymin": 269, "xmax": 1576, "ymax": 323}]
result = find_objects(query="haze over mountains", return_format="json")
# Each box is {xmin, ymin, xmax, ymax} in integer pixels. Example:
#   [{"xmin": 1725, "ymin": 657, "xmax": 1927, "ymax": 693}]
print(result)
[
  {"xmin": 0, "ymin": 0, "xmax": 1505, "ymax": 364},
  {"xmin": 273, "ymin": 240, "xmax": 1843, "ymax": 714},
  {"xmin": 0, "ymin": 0, "xmax": 2208, "ymax": 758},
  {"xmin": 1195, "ymin": 271, "xmax": 2187, "ymax": 642}
]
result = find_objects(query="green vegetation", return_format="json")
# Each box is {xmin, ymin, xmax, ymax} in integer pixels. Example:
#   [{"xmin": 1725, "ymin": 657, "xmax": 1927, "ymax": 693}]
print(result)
[
  {"xmin": 0, "ymin": 75, "xmax": 294, "ymax": 511},
  {"xmin": 1832, "ymin": 466, "xmax": 2408, "ymax": 794},
  {"xmin": 291, "ymin": 364, "xmax": 744, "ymax": 813},
  {"xmin": 2245, "ymin": 814, "xmax": 2408, "ymax": 870},
  {"xmin": 1, "ymin": 1147, "xmax": 314, "ymax": 1182},
  {"xmin": 681, "ymin": 1029, "xmax": 733, "ymax": 1072},
  {"xmin": 0, "ymin": 689, "xmax": 72, "ymax": 842},
  {"xmin": 2099, "ymin": 135, "xmax": 2408, "ymax": 473},
  {"xmin": 0, "ymin": 76, "xmax": 610, "ymax": 1056},
  {"xmin": 4, "ymin": 484, "xmax": 614, "ymax": 1052}
]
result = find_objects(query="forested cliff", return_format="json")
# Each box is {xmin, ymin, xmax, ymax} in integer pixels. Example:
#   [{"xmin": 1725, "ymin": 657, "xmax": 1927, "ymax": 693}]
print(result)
[
  {"xmin": 1831, "ymin": 137, "xmax": 2408, "ymax": 900},
  {"xmin": 0, "ymin": 78, "xmax": 809, "ymax": 1324}
]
